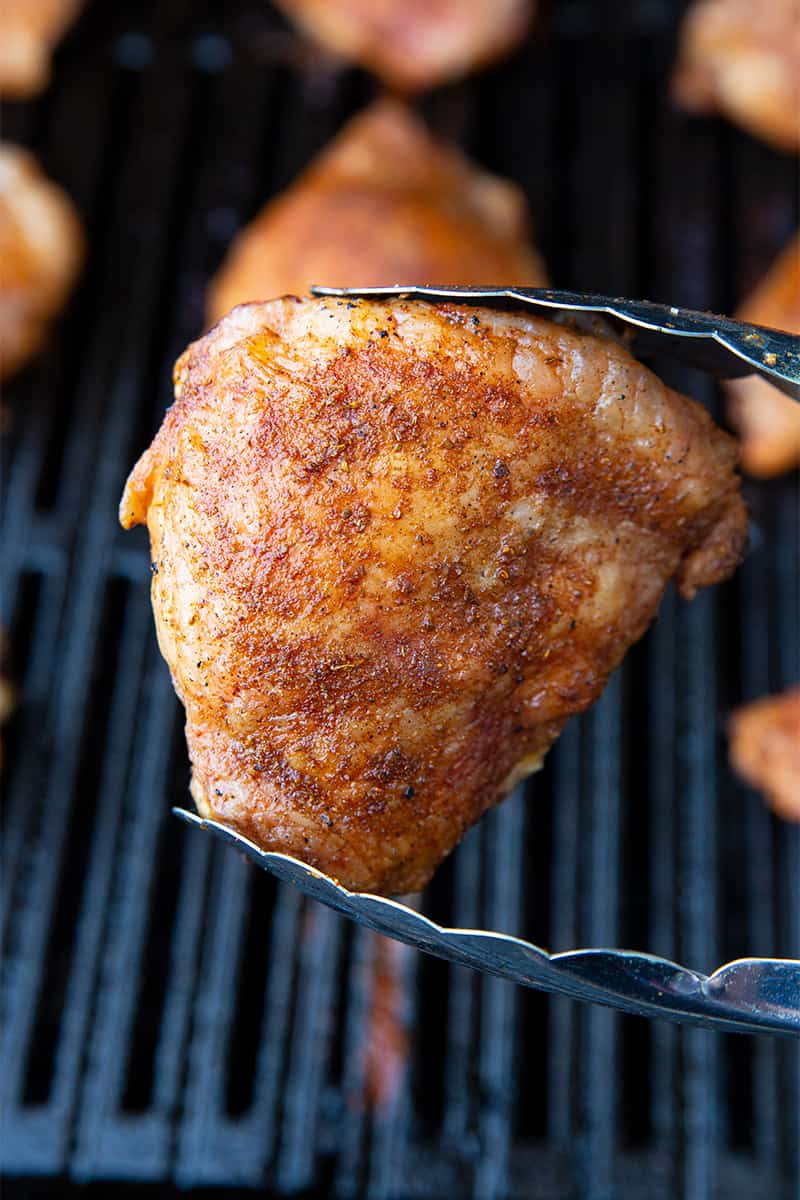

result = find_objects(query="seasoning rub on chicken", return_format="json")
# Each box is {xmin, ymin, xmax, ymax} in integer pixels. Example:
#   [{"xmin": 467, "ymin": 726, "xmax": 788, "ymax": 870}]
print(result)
[
  {"xmin": 273, "ymin": 0, "xmax": 533, "ymax": 92},
  {"xmin": 208, "ymin": 99, "xmax": 546, "ymax": 325},
  {"xmin": 121, "ymin": 297, "xmax": 747, "ymax": 894}
]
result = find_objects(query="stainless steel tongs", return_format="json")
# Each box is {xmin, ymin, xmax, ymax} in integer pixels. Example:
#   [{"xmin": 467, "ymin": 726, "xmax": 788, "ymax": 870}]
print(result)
[
  {"xmin": 176, "ymin": 808, "xmax": 800, "ymax": 1037},
  {"xmin": 311, "ymin": 284, "xmax": 800, "ymax": 398},
  {"xmin": 174, "ymin": 286, "xmax": 800, "ymax": 1038}
]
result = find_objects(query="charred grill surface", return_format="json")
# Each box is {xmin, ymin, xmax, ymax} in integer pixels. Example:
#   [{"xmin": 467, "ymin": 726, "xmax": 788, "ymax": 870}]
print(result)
[{"xmin": 1, "ymin": 1, "xmax": 798, "ymax": 1196}]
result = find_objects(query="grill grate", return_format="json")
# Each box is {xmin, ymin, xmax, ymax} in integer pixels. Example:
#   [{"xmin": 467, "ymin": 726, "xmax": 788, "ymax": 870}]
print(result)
[{"xmin": 2, "ymin": 1, "xmax": 799, "ymax": 1197}]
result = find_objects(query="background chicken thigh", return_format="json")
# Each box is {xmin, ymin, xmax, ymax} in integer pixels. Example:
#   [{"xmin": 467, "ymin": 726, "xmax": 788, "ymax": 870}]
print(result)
[
  {"xmin": 208, "ymin": 99, "xmax": 546, "ymax": 324},
  {"xmin": 273, "ymin": 0, "xmax": 533, "ymax": 92}
]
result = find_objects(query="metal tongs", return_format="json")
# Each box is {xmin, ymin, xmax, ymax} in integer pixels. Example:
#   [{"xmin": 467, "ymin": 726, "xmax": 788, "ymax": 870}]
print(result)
[
  {"xmin": 175, "ymin": 287, "xmax": 800, "ymax": 1038},
  {"xmin": 312, "ymin": 284, "xmax": 800, "ymax": 399}
]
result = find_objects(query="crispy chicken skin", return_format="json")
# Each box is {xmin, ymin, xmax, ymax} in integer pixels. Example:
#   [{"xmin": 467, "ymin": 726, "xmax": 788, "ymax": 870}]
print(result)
[
  {"xmin": 729, "ymin": 689, "xmax": 800, "ymax": 821},
  {"xmin": 121, "ymin": 297, "xmax": 747, "ymax": 894},
  {"xmin": 208, "ymin": 100, "xmax": 546, "ymax": 324},
  {"xmin": 273, "ymin": 0, "xmax": 532, "ymax": 92},
  {"xmin": 0, "ymin": 0, "xmax": 83, "ymax": 98},
  {"xmin": 726, "ymin": 233, "xmax": 800, "ymax": 477},
  {"xmin": 0, "ymin": 144, "xmax": 83, "ymax": 380},
  {"xmin": 673, "ymin": 0, "xmax": 800, "ymax": 152}
]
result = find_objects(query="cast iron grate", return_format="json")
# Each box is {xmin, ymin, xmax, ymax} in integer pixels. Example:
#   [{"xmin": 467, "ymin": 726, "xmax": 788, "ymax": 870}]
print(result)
[{"xmin": 1, "ymin": 1, "xmax": 798, "ymax": 1197}]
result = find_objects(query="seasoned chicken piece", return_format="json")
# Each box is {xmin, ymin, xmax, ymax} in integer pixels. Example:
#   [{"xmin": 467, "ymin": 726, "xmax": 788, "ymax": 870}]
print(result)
[
  {"xmin": 726, "ymin": 233, "xmax": 800, "ymax": 477},
  {"xmin": 208, "ymin": 100, "xmax": 546, "ymax": 324},
  {"xmin": 121, "ymin": 297, "xmax": 747, "ymax": 894},
  {"xmin": 0, "ymin": 144, "xmax": 83, "ymax": 380},
  {"xmin": 729, "ymin": 689, "xmax": 800, "ymax": 821},
  {"xmin": 673, "ymin": 0, "xmax": 800, "ymax": 152},
  {"xmin": 0, "ymin": 0, "xmax": 83, "ymax": 98},
  {"xmin": 273, "ymin": 0, "xmax": 532, "ymax": 92}
]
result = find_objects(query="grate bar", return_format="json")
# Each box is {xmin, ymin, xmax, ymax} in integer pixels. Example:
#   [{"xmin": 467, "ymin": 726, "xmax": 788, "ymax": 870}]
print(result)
[
  {"xmin": 331, "ymin": 923, "xmax": 418, "ymax": 1199},
  {"xmin": 275, "ymin": 905, "xmax": 344, "ymax": 1192},
  {"xmin": 170, "ymin": 849, "xmax": 256, "ymax": 1185},
  {"xmin": 649, "ymin": 53, "xmax": 723, "ymax": 1199},
  {"xmin": 364, "ymin": 935, "xmax": 417, "ymax": 1200},
  {"xmin": 564, "ymin": 33, "xmax": 634, "ymax": 1198},
  {"xmin": 245, "ymin": 885, "xmax": 305, "ymax": 1165},
  {"xmin": 441, "ymin": 829, "xmax": 482, "ymax": 1152},
  {"xmin": 668, "ymin": 72, "xmax": 727, "ymax": 1196},
  {"xmin": 647, "ymin": 586, "xmax": 679, "ymax": 1147},
  {"xmin": 332, "ymin": 927, "xmax": 376, "ymax": 1198},
  {"xmin": 574, "ymin": 678, "xmax": 623, "ymax": 1200},
  {"xmin": 547, "ymin": 720, "xmax": 581, "ymax": 1143},
  {"xmin": 678, "ymin": 585, "xmax": 721, "ymax": 1200},
  {"xmin": 473, "ymin": 790, "xmax": 524, "ymax": 1200}
]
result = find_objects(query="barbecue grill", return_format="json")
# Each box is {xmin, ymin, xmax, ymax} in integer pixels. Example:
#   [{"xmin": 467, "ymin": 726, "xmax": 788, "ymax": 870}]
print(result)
[{"xmin": 1, "ymin": 0, "xmax": 798, "ymax": 1197}]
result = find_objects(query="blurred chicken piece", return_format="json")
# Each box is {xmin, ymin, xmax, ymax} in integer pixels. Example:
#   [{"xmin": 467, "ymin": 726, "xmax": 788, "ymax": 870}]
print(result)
[
  {"xmin": 121, "ymin": 296, "xmax": 747, "ymax": 894},
  {"xmin": 363, "ymin": 936, "xmax": 411, "ymax": 1107},
  {"xmin": 673, "ymin": 0, "xmax": 800, "ymax": 152},
  {"xmin": 0, "ymin": 144, "xmax": 83, "ymax": 380},
  {"xmin": 273, "ymin": 0, "xmax": 532, "ymax": 92},
  {"xmin": 0, "ymin": 631, "xmax": 14, "ymax": 770},
  {"xmin": 0, "ymin": 0, "xmax": 83, "ymax": 98},
  {"xmin": 208, "ymin": 100, "xmax": 545, "ymax": 324},
  {"xmin": 729, "ymin": 689, "xmax": 800, "ymax": 821},
  {"xmin": 725, "ymin": 233, "xmax": 800, "ymax": 477}
]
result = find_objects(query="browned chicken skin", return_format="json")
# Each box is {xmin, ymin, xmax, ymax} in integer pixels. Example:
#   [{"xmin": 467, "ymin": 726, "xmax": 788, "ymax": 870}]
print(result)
[
  {"xmin": 725, "ymin": 233, "xmax": 800, "ymax": 477},
  {"xmin": 121, "ymin": 297, "xmax": 747, "ymax": 894},
  {"xmin": 0, "ymin": 143, "xmax": 83, "ymax": 380},
  {"xmin": 673, "ymin": 0, "xmax": 800, "ymax": 152},
  {"xmin": 208, "ymin": 100, "xmax": 546, "ymax": 324},
  {"xmin": 729, "ymin": 689, "xmax": 800, "ymax": 821},
  {"xmin": 273, "ymin": 0, "xmax": 533, "ymax": 92},
  {"xmin": 0, "ymin": 0, "xmax": 83, "ymax": 98}
]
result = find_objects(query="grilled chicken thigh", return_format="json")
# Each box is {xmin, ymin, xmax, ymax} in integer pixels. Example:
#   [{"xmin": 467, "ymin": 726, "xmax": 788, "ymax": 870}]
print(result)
[
  {"xmin": 208, "ymin": 100, "xmax": 546, "ymax": 324},
  {"xmin": 273, "ymin": 0, "xmax": 533, "ymax": 92},
  {"xmin": 673, "ymin": 0, "xmax": 800, "ymax": 152},
  {"xmin": 0, "ymin": 0, "xmax": 83, "ymax": 97},
  {"xmin": 725, "ymin": 233, "xmax": 800, "ymax": 477},
  {"xmin": 729, "ymin": 689, "xmax": 800, "ymax": 821},
  {"xmin": 0, "ymin": 144, "xmax": 83, "ymax": 380},
  {"xmin": 122, "ymin": 297, "xmax": 747, "ymax": 894}
]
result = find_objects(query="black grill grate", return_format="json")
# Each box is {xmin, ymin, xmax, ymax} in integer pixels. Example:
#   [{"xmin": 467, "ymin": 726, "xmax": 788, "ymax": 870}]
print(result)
[{"xmin": 2, "ymin": 1, "xmax": 799, "ymax": 1197}]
